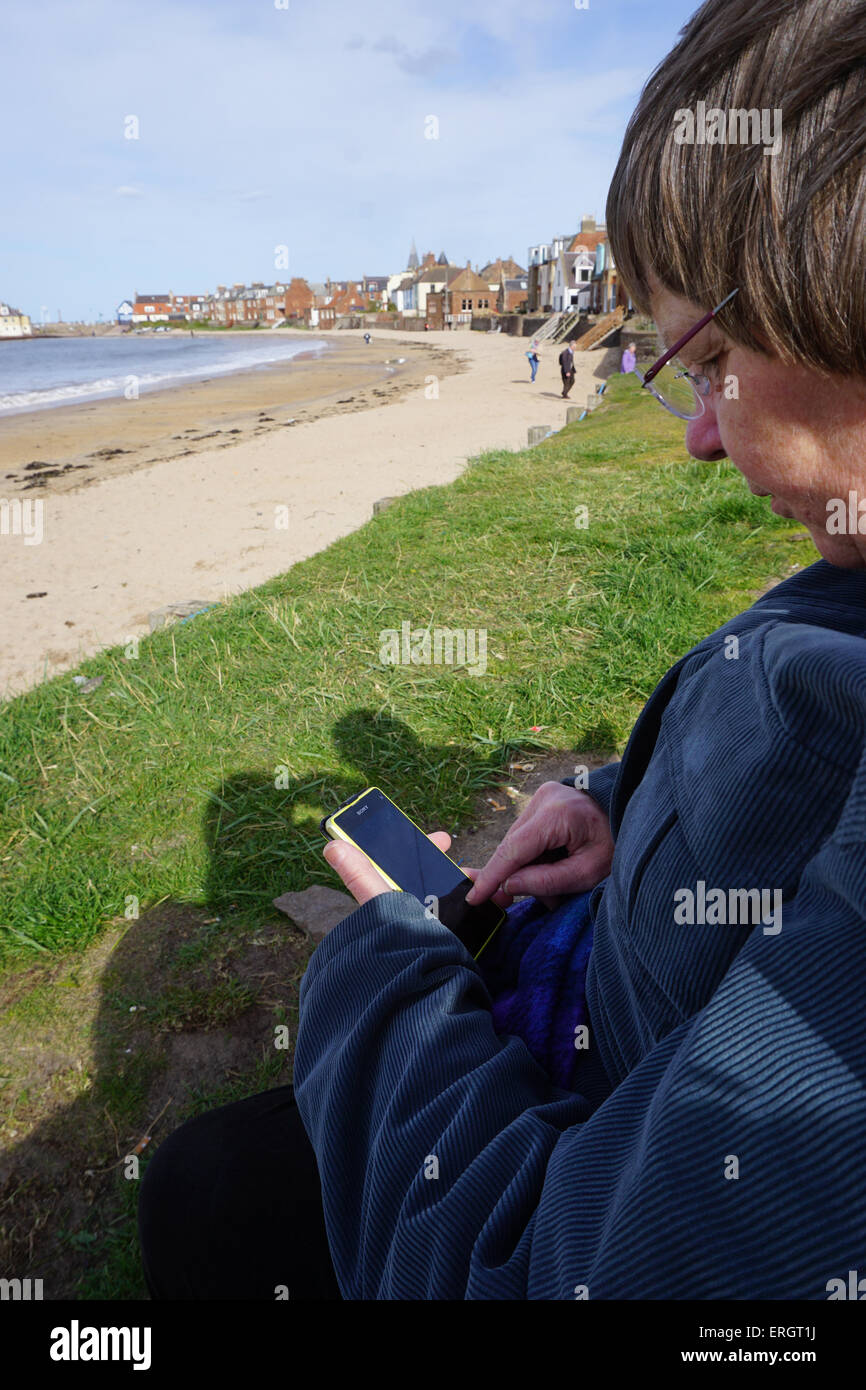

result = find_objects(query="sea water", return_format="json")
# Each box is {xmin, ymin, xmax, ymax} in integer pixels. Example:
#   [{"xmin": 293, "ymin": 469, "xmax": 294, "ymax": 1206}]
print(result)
[{"xmin": 0, "ymin": 333, "xmax": 331, "ymax": 415}]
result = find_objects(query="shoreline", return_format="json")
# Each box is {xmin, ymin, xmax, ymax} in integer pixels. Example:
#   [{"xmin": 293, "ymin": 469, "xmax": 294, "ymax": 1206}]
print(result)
[
  {"xmin": 0, "ymin": 332, "xmax": 463, "ymax": 498},
  {"xmin": 0, "ymin": 328, "xmax": 611, "ymax": 699},
  {"xmin": 0, "ymin": 333, "xmax": 337, "ymax": 418}
]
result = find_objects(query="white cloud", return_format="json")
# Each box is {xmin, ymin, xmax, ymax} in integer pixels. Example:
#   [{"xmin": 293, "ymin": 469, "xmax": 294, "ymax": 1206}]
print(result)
[{"xmin": 1, "ymin": 0, "xmax": 690, "ymax": 317}]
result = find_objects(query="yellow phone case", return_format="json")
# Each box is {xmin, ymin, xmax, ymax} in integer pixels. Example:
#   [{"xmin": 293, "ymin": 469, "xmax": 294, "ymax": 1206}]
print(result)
[{"xmin": 324, "ymin": 786, "xmax": 504, "ymax": 958}]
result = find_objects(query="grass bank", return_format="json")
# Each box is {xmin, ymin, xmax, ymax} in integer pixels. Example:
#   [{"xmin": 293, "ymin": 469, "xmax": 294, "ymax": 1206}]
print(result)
[{"xmin": 0, "ymin": 370, "xmax": 813, "ymax": 1296}]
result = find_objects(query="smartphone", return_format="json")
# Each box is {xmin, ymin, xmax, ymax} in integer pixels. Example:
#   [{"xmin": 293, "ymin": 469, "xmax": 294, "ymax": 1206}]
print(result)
[{"xmin": 320, "ymin": 786, "xmax": 506, "ymax": 959}]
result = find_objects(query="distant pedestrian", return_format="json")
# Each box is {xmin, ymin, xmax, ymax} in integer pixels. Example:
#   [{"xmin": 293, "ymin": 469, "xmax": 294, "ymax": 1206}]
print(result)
[
  {"xmin": 525, "ymin": 341, "xmax": 540, "ymax": 382},
  {"xmin": 363, "ymin": 332, "xmax": 372, "ymax": 345},
  {"xmin": 559, "ymin": 339, "xmax": 577, "ymax": 397},
  {"xmin": 621, "ymin": 340, "xmax": 637, "ymax": 374}
]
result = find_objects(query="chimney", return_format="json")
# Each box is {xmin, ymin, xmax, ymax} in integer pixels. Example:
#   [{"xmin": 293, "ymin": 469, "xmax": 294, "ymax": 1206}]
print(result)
[{"xmin": 580, "ymin": 215, "xmax": 597, "ymax": 233}]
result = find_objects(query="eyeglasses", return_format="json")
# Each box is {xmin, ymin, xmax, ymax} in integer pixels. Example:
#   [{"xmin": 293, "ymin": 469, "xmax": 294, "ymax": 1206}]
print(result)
[{"xmin": 632, "ymin": 288, "xmax": 739, "ymax": 420}]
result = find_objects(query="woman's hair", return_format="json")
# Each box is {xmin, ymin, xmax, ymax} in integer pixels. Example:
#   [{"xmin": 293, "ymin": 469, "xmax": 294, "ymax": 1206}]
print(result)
[{"xmin": 606, "ymin": 0, "xmax": 866, "ymax": 373}]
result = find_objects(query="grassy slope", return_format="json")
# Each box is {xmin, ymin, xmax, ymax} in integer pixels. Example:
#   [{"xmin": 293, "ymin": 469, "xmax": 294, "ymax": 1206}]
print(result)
[
  {"xmin": 0, "ymin": 371, "xmax": 810, "ymax": 965},
  {"xmin": 0, "ymin": 370, "xmax": 815, "ymax": 1298}
]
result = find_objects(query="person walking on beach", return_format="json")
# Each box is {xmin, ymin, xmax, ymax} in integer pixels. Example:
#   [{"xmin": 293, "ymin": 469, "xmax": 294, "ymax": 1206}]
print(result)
[
  {"xmin": 620, "ymin": 340, "xmax": 636, "ymax": 373},
  {"xmin": 558, "ymin": 339, "xmax": 577, "ymax": 397},
  {"xmin": 525, "ymin": 341, "xmax": 541, "ymax": 382}
]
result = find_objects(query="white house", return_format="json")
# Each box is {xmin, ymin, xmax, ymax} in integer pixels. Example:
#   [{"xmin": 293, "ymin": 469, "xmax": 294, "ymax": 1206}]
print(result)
[
  {"xmin": 552, "ymin": 250, "xmax": 595, "ymax": 312},
  {"xmin": 387, "ymin": 270, "xmax": 418, "ymax": 314},
  {"xmin": 0, "ymin": 302, "xmax": 33, "ymax": 337}
]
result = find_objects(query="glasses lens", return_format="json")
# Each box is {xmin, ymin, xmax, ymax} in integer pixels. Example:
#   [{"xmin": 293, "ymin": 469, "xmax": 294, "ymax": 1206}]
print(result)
[{"xmin": 648, "ymin": 365, "xmax": 703, "ymax": 419}]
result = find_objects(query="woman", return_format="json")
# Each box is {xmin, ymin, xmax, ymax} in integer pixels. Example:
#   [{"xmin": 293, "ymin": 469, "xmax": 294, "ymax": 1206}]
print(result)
[
  {"xmin": 139, "ymin": 0, "xmax": 866, "ymax": 1299},
  {"xmin": 525, "ymin": 339, "xmax": 540, "ymax": 382}
]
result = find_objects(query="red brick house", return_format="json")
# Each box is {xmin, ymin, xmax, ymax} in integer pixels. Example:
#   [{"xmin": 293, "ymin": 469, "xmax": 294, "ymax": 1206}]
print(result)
[
  {"xmin": 497, "ymin": 276, "xmax": 529, "ymax": 313},
  {"xmin": 429, "ymin": 263, "xmax": 495, "ymax": 325},
  {"xmin": 450, "ymin": 264, "xmax": 494, "ymax": 312},
  {"xmin": 327, "ymin": 282, "xmax": 370, "ymax": 317},
  {"xmin": 132, "ymin": 293, "xmax": 172, "ymax": 323}
]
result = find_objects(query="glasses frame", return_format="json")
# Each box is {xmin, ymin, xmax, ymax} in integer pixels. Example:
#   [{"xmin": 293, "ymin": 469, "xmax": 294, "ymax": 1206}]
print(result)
[{"xmin": 632, "ymin": 287, "xmax": 739, "ymax": 420}]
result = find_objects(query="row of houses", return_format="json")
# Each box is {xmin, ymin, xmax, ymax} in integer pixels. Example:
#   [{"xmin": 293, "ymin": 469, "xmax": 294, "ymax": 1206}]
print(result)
[
  {"xmin": 117, "ymin": 274, "xmax": 396, "ymax": 329},
  {"xmin": 386, "ymin": 245, "xmax": 529, "ymax": 327},
  {"xmin": 115, "ymin": 218, "xmax": 627, "ymax": 332},
  {"xmin": 0, "ymin": 301, "xmax": 33, "ymax": 338}
]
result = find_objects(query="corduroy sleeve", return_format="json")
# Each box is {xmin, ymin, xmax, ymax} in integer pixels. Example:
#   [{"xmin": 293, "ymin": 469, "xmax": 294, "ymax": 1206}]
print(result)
[
  {"xmin": 560, "ymin": 760, "xmax": 620, "ymax": 818},
  {"xmin": 293, "ymin": 756, "xmax": 866, "ymax": 1299}
]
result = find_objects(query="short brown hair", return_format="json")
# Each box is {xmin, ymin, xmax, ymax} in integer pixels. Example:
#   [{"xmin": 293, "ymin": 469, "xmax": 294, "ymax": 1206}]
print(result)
[{"xmin": 606, "ymin": 0, "xmax": 866, "ymax": 373}]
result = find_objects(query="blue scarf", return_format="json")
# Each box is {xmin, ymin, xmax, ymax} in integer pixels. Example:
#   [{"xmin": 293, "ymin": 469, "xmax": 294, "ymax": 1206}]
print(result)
[{"xmin": 475, "ymin": 890, "xmax": 594, "ymax": 1091}]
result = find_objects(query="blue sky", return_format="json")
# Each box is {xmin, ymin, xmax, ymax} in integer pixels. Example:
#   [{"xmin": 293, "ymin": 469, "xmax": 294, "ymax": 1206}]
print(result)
[{"xmin": 1, "ymin": 0, "xmax": 699, "ymax": 322}]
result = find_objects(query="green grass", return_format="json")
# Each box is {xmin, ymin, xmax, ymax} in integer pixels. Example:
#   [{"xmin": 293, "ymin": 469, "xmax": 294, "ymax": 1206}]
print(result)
[
  {"xmin": 0, "ymin": 368, "xmax": 814, "ymax": 1299},
  {"xmin": 0, "ymin": 371, "xmax": 811, "ymax": 967}
]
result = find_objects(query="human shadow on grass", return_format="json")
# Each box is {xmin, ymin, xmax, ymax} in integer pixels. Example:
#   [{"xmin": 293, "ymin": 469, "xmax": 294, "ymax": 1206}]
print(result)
[{"xmin": 2, "ymin": 706, "xmax": 599, "ymax": 1298}]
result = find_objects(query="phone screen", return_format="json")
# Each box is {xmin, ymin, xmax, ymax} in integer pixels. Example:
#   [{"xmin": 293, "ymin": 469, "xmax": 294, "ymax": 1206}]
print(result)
[{"xmin": 327, "ymin": 787, "xmax": 504, "ymax": 958}]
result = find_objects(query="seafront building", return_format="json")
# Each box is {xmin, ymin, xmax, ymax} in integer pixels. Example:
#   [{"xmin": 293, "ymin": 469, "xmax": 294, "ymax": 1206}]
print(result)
[
  {"xmin": 0, "ymin": 301, "xmax": 33, "ymax": 338},
  {"xmin": 526, "ymin": 216, "xmax": 628, "ymax": 317}
]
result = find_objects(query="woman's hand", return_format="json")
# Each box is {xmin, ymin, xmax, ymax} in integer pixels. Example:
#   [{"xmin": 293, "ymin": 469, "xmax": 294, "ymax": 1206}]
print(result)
[
  {"xmin": 463, "ymin": 781, "xmax": 614, "ymax": 912},
  {"xmin": 324, "ymin": 831, "xmax": 452, "ymax": 909}
]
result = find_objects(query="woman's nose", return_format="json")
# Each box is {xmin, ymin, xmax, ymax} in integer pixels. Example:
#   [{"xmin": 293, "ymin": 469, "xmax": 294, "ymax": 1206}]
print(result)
[{"xmin": 684, "ymin": 392, "xmax": 726, "ymax": 461}]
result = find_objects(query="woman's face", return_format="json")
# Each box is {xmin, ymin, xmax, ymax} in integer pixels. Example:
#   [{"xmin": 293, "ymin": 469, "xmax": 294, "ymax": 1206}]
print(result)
[{"xmin": 648, "ymin": 280, "xmax": 866, "ymax": 569}]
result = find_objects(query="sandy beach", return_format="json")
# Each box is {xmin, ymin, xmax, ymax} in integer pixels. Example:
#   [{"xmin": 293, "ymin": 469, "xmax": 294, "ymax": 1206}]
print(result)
[{"xmin": 0, "ymin": 328, "xmax": 611, "ymax": 698}]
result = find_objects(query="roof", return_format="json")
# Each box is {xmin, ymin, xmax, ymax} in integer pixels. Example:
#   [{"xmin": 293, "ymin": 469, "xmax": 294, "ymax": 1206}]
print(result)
[
  {"xmin": 567, "ymin": 230, "xmax": 607, "ymax": 254},
  {"xmin": 416, "ymin": 265, "xmax": 461, "ymax": 284},
  {"xmin": 134, "ymin": 293, "xmax": 170, "ymax": 302},
  {"xmin": 481, "ymin": 257, "xmax": 527, "ymax": 279},
  {"xmin": 448, "ymin": 266, "xmax": 493, "ymax": 293}
]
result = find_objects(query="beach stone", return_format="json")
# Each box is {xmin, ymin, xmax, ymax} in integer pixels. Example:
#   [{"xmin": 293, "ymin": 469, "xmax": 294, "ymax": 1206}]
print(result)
[
  {"xmin": 373, "ymin": 496, "xmax": 399, "ymax": 515},
  {"xmin": 148, "ymin": 600, "xmax": 213, "ymax": 633},
  {"xmin": 273, "ymin": 884, "xmax": 357, "ymax": 944},
  {"xmin": 528, "ymin": 426, "xmax": 552, "ymax": 446}
]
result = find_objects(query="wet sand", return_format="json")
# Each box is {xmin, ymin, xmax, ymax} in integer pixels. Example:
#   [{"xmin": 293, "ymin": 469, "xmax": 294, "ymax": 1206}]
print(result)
[{"xmin": 0, "ymin": 333, "xmax": 463, "ymax": 497}]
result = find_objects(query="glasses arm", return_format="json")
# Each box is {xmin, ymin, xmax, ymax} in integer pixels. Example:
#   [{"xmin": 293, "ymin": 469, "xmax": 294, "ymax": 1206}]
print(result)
[{"xmin": 642, "ymin": 287, "xmax": 739, "ymax": 387}]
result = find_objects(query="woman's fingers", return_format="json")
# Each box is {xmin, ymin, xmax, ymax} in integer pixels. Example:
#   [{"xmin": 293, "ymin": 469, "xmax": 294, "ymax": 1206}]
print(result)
[
  {"xmin": 461, "ymin": 865, "xmax": 514, "ymax": 910},
  {"xmin": 464, "ymin": 824, "xmax": 543, "ymax": 905},
  {"xmin": 502, "ymin": 845, "xmax": 606, "ymax": 898},
  {"xmin": 324, "ymin": 830, "xmax": 452, "ymax": 908},
  {"xmin": 323, "ymin": 839, "xmax": 391, "ymax": 905}
]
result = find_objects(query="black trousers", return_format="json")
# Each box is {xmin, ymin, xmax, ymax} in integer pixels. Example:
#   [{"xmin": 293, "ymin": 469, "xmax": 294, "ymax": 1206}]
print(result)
[{"xmin": 138, "ymin": 1085, "xmax": 342, "ymax": 1300}]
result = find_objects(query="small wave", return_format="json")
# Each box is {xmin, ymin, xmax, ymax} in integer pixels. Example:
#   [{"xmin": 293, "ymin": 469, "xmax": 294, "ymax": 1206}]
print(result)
[{"xmin": 0, "ymin": 340, "xmax": 330, "ymax": 414}]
